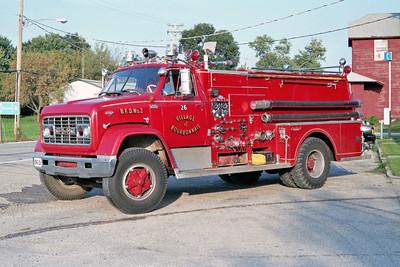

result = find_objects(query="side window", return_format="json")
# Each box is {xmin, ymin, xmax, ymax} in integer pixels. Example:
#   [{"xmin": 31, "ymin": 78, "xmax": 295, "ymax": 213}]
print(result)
[
  {"xmin": 162, "ymin": 70, "xmax": 195, "ymax": 96},
  {"xmin": 162, "ymin": 71, "xmax": 178, "ymax": 96}
]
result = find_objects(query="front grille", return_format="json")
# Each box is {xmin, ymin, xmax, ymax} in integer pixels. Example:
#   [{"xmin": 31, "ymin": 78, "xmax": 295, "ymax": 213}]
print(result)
[{"xmin": 43, "ymin": 116, "xmax": 91, "ymax": 145}]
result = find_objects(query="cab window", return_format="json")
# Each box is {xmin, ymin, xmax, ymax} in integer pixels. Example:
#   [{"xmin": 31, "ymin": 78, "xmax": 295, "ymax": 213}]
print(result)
[{"xmin": 162, "ymin": 70, "xmax": 194, "ymax": 96}]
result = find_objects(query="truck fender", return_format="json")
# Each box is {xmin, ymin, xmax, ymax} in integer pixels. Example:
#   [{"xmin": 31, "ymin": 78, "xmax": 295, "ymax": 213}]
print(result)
[
  {"xmin": 293, "ymin": 129, "xmax": 338, "ymax": 163},
  {"xmin": 96, "ymin": 124, "xmax": 177, "ymax": 168}
]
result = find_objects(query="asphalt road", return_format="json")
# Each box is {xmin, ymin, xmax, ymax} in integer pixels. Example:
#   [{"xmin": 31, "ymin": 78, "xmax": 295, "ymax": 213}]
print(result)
[
  {"xmin": 0, "ymin": 141, "xmax": 35, "ymax": 164},
  {"xmin": 0, "ymin": 142, "xmax": 399, "ymax": 266}
]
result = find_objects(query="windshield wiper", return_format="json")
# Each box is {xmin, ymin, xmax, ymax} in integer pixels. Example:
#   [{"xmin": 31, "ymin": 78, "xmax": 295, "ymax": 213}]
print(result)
[
  {"xmin": 121, "ymin": 89, "xmax": 142, "ymax": 95},
  {"xmin": 99, "ymin": 91, "xmax": 122, "ymax": 96}
]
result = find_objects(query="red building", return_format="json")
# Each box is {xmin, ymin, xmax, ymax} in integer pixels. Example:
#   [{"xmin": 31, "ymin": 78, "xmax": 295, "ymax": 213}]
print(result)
[{"xmin": 348, "ymin": 13, "xmax": 400, "ymax": 119}]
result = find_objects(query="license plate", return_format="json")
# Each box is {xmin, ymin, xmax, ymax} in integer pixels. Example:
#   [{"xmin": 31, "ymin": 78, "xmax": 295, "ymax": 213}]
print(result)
[{"xmin": 33, "ymin": 158, "xmax": 43, "ymax": 167}]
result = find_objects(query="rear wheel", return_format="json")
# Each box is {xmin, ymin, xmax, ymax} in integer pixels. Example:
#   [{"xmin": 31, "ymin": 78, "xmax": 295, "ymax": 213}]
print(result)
[
  {"xmin": 279, "ymin": 170, "xmax": 297, "ymax": 188},
  {"xmin": 290, "ymin": 137, "xmax": 331, "ymax": 189},
  {"xmin": 219, "ymin": 171, "xmax": 262, "ymax": 185},
  {"xmin": 102, "ymin": 148, "xmax": 167, "ymax": 214},
  {"xmin": 40, "ymin": 173, "xmax": 91, "ymax": 200}
]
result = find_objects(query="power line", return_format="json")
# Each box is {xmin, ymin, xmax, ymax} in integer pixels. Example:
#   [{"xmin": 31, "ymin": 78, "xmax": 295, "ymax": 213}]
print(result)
[
  {"xmin": 180, "ymin": 0, "xmax": 346, "ymax": 41},
  {"xmin": 24, "ymin": 16, "xmax": 80, "ymax": 37},
  {"xmin": 0, "ymin": 69, "xmax": 54, "ymax": 76},
  {"xmin": 24, "ymin": 5, "xmax": 399, "ymax": 57},
  {"xmin": 86, "ymin": 0, "xmax": 168, "ymax": 25},
  {"xmin": 237, "ymin": 13, "xmax": 400, "ymax": 46},
  {"xmin": 92, "ymin": 39, "xmax": 165, "ymax": 48},
  {"xmin": 26, "ymin": 16, "xmax": 166, "ymax": 48},
  {"xmin": 64, "ymin": 0, "xmax": 349, "ymax": 46},
  {"xmin": 95, "ymin": 0, "xmax": 347, "ymax": 47},
  {"xmin": 27, "ymin": 19, "xmax": 88, "ymax": 52}
]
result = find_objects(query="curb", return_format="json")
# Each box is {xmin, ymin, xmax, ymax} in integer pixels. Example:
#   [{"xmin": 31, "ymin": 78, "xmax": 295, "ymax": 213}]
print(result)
[{"xmin": 376, "ymin": 143, "xmax": 400, "ymax": 180}]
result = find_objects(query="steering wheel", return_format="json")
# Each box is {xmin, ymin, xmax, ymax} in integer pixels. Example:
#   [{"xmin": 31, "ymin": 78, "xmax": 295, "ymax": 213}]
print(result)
[{"xmin": 146, "ymin": 84, "xmax": 157, "ymax": 93}]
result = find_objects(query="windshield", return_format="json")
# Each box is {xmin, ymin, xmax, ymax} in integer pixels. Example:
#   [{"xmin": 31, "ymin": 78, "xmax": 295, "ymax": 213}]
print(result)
[{"xmin": 100, "ymin": 67, "xmax": 160, "ymax": 95}]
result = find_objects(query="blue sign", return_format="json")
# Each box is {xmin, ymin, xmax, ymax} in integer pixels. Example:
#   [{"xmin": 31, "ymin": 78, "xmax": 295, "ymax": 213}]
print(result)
[
  {"xmin": 384, "ymin": 51, "xmax": 393, "ymax": 61},
  {"xmin": 0, "ymin": 102, "xmax": 20, "ymax": 115}
]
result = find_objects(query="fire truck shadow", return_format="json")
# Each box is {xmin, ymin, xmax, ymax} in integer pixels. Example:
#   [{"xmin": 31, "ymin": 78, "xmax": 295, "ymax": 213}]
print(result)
[
  {"xmin": 0, "ymin": 184, "xmax": 54, "ymax": 206},
  {"xmin": 159, "ymin": 164, "xmax": 356, "ymax": 208},
  {"xmin": 86, "ymin": 163, "xmax": 356, "ymax": 208},
  {"xmin": 158, "ymin": 173, "xmax": 281, "ymax": 208},
  {"xmin": 329, "ymin": 163, "xmax": 355, "ymax": 177}
]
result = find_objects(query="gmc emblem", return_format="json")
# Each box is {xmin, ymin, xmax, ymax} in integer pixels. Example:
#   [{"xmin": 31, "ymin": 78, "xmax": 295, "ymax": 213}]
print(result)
[{"xmin": 54, "ymin": 127, "xmax": 76, "ymax": 135}]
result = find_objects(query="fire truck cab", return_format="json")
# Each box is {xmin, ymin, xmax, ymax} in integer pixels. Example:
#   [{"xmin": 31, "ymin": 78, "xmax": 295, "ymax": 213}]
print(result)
[{"xmin": 33, "ymin": 49, "xmax": 362, "ymax": 214}]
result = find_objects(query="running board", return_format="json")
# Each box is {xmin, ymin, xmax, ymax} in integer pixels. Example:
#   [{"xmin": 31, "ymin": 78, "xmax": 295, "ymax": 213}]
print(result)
[{"xmin": 174, "ymin": 163, "xmax": 292, "ymax": 179}]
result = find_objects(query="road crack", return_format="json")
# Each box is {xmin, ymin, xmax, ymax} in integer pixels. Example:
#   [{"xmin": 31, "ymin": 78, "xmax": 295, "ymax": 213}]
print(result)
[{"xmin": 0, "ymin": 195, "xmax": 399, "ymax": 241}]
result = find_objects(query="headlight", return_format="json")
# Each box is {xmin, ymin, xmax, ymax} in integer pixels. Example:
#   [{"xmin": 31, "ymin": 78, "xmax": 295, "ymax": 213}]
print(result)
[
  {"xmin": 77, "ymin": 125, "xmax": 91, "ymax": 138},
  {"xmin": 43, "ymin": 126, "xmax": 53, "ymax": 137}
]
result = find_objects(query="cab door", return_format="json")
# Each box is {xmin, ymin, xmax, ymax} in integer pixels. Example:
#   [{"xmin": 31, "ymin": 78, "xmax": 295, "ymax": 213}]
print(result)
[{"xmin": 160, "ymin": 69, "xmax": 208, "ymax": 148}]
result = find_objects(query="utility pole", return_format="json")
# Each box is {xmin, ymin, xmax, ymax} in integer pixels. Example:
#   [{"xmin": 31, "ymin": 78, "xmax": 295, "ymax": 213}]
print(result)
[
  {"xmin": 81, "ymin": 39, "xmax": 85, "ymax": 79},
  {"xmin": 388, "ymin": 56, "xmax": 392, "ymax": 138},
  {"xmin": 167, "ymin": 24, "xmax": 183, "ymax": 56},
  {"xmin": 14, "ymin": 0, "xmax": 24, "ymax": 140}
]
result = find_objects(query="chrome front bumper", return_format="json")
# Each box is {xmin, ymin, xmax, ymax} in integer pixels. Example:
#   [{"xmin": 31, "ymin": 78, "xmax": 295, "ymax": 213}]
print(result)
[{"xmin": 33, "ymin": 152, "xmax": 117, "ymax": 178}]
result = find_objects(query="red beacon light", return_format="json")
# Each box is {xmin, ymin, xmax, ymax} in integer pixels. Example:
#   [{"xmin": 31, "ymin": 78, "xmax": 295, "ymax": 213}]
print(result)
[
  {"xmin": 343, "ymin": 65, "xmax": 352, "ymax": 75},
  {"xmin": 339, "ymin": 58, "xmax": 351, "ymax": 75},
  {"xmin": 191, "ymin": 50, "xmax": 200, "ymax": 61}
]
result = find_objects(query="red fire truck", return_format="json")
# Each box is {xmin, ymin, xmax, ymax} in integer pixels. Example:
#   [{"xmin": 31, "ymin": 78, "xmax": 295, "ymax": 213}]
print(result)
[{"xmin": 33, "ymin": 49, "xmax": 362, "ymax": 214}]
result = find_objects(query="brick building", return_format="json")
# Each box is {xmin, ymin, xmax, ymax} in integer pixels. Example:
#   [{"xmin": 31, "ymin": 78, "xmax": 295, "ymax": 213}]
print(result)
[{"xmin": 348, "ymin": 13, "xmax": 400, "ymax": 119}]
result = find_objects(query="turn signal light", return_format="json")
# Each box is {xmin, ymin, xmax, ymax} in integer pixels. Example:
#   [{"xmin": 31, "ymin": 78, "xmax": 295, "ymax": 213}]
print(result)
[{"xmin": 56, "ymin": 161, "xmax": 77, "ymax": 168}]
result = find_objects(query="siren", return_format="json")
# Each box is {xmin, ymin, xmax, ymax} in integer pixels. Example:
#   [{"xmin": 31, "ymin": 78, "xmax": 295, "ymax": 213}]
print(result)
[{"xmin": 142, "ymin": 48, "xmax": 157, "ymax": 60}]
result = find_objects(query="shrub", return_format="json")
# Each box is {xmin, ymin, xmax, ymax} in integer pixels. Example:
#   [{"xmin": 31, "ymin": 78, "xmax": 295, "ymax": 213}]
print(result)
[{"xmin": 363, "ymin": 116, "xmax": 379, "ymax": 126}]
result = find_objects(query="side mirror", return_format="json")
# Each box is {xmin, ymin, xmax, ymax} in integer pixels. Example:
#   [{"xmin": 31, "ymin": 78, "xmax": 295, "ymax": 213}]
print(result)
[
  {"xmin": 101, "ymin": 68, "xmax": 109, "ymax": 89},
  {"xmin": 179, "ymin": 69, "xmax": 192, "ymax": 96},
  {"xmin": 158, "ymin": 68, "xmax": 167, "ymax": 77}
]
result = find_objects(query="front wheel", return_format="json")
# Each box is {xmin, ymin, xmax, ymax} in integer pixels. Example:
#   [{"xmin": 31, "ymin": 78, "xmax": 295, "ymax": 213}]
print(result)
[
  {"xmin": 102, "ymin": 148, "xmax": 168, "ymax": 214},
  {"xmin": 40, "ymin": 173, "xmax": 91, "ymax": 200}
]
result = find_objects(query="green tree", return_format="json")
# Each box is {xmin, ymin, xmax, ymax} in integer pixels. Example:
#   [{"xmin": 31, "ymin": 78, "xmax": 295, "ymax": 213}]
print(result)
[
  {"xmin": 0, "ymin": 35, "xmax": 15, "ymax": 70},
  {"xmin": 23, "ymin": 33, "xmax": 118, "ymax": 80},
  {"xmin": 83, "ymin": 43, "xmax": 118, "ymax": 80},
  {"xmin": 249, "ymin": 35, "xmax": 292, "ymax": 68},
  {"xmin": 180, "ymin": 23, "xmax": 240, "ymax": 69},
  {"xmin": 2, "ymin": 51, "xmax": 78, "ymax": 119},
  {"xmin": 293, "ymin": 39, "xmax": 326, "ymax": 68},
  {"xmin": 24, "ymin": 33, "xmax": 90, "ymax": 53},
  {"xmin": 0, "ymin": 36, "xmax": 16, "ymax": 101},
  {"xmin": 250, "ymin": 35, "xmax": 326, "ymax": 69}
]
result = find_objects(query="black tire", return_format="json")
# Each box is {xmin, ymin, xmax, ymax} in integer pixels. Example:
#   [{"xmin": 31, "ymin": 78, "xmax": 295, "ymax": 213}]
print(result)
[
  {"xmin": 219, "ymin": 171, "xmax": 262, "ymax": 185},
  {"xmin": 291, "ymin": 137, "xmax": 331, "ymax": 189},
  {"xmin": 40, "ymin": 173, "xmax": 90, "ymax": 200},
  {"xmin": 102, "ymin": 148, "xmax": 168, "ymax": 214},
  {"xmin": 279, "ymin": 170, "xmax": 298, "ymax": 188}
]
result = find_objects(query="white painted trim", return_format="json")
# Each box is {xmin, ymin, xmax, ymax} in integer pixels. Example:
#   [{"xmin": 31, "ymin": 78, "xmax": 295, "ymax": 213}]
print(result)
[{"xmin": 276, "ymin": 120, "xmax": 361, "ymax": 126}]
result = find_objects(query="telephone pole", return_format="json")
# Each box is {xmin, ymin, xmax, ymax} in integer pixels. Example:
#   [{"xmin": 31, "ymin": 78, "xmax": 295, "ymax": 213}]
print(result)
[
  {"xmin": 14, "ymin": 0, "xmax": 24, "ymax": 140},
  {"xmin": 167, "ymin": 24, "xmax": 183, "ymax": 56}
]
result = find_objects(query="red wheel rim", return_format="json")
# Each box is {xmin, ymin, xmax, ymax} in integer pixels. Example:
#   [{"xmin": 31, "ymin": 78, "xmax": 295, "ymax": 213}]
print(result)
[
  {"xmin": 307, "ymin": 156, "xmax": 316, "ymax": 171},
  {"xmin": 306, "ymin": 150, "xmax": 324, "ymax": 178},
  {"xmin": 123, "ymin": 165, "xmax": 155, "ymax": 199}
]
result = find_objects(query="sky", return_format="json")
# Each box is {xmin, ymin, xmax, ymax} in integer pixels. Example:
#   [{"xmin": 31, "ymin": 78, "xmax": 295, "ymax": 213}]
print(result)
[{"xmin": 0, "ymin": 0, "xmax": 399, "ymax": 68}]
